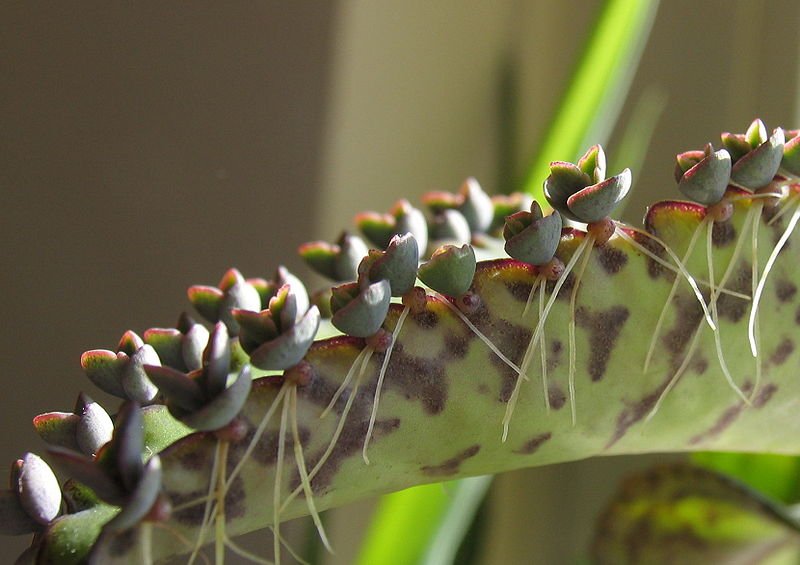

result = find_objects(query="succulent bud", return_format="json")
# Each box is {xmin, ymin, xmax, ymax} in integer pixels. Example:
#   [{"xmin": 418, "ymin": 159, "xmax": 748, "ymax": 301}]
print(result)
[
  {"xmin": 782, "ymin": 129, "xmax": 800, "ymax": 176},
  {"xmin": 358, "ymin": 233, "xmax": 419, "ymax": 296},
  {"xmin": 81, "ymin": 331, "xmax": 160, "ymax": 403},
  {"xmin": 418, "ymin": 244, "xmax": 477, "ymax": 297},
  {"xmin": 674, "ymin": 144, "xmax": 732, "ymax": 205},
  {"xmin": 298, "ymin": 231, "xmax": 369, "ymax": 282},
  {"xmin": 544, "ymin": 145, "xmax": 630, "ymax": 223},
  {"xmin": 330, "ymin": 279, "xmax": 392, "ymax": 337},
  {"xmin": 356, "ymin": 199, "xmax": 428, "ymax": 257},
  {"xmin": 721, "ymin": 119, "xmax": 785, "ymax": 189},
  {"xmin": 429, "ymin": 209, "xmax": 472, "ymax": 245},
  {"xmin": 503, "ymin": 201, "xmax": 563, "ymax": 266},
  {"xmin": 188, "ymin": 268, "xmax": 262, "ymax": 334},
  {"xmin": 144, "ymin": 313, "xmax": 210, "ymax": 372},
  {"xmin": 490, "ymin": 192, "xmax": 533, "ymax": 236},
  {"xmin": 33, "ymin": 393, "xmax": 113, "ymax": 456}
]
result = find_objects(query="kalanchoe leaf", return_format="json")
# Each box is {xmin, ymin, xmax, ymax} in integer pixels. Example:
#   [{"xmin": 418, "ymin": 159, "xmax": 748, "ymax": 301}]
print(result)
[
  {"xmin": 111, "ymin": 402, "xmax": 144, "ymax": 493},
  {"xmin": 724, "ymin": 120, "xmax": 785, "ymax": 189},
  {"xmin": 311, "ymin": 288, "xmax": 333, "ymax": 319},
  {"xmin": 421, "ymin": 190, "xmax": 460, "ymax": 215},
  {"xmin": 247, "ymin": 306, "xmax": 321, "ymax": 369},
  {"xmin": 577, "ymin": 144, "xmax": 607, "ymax": 183},
  {"xmin": 458, "ymin": 178, "xmax": 493, "ymax": 234},
  {"xmin": 355, "ymin": 211, "xmax": 396, "ymax": 249},
  {"xmin": 331, "ymin": 280, "xmax": 392, "ymax": 337},
  {"xmin": 75, "ymin": 398, "xmax": 114, "ymax": 457},
  {"xmin": 674, "ymin": 146, "xmax": 709, "ymax": 181},
  {"xmin": 417, "ymin": 244, "xmax": 477, "ymax": 297},
  {"xmin": 201, "ymin": 323, "xmax": 231, "ymax": 398},
  {"xmin": 566, "ymin": 169, "xmax": 632, "ymax": 223},
  {"xmin": 782, "ymin": 129, "xmax": 800, "ymax": 176},
  {"xmin": 104, "ymin": 455, "xmax": 162, "ymax": 533},
  {"xmin": 120, "ymin": 344, "xmax": 160, "ymax": 403},
  {"xmin": 189, "ymin": 268, "xmax": 261, "ymax": 334},
  {"xmin": 47, "ymin": 447, "xmax": 126, "ymax": 505},
  {"xmin": 274, "ymin": 266, "xmax": 309, "ymax": 318},
  {"xmin": 299, "ymin": 232, "xmax": 369, "ymax": 282},
  {"xmin": 390, "ymin": 199, "xmax": 428, "ymax": 256},
  {"xmin": 490, "ymin": 193, "xmax": 533, "ymax": 235},
  {"xmin": 543, "ymin": 162, "xmax": 593, "ymax": 222},
  {"xmin": 116, "ymin": 330, "xmax": 144, "ymax": 356},
  {"xmin": 144, "ymin": 314, "xmax": 209, "ymax": 372},
  {"xmin": 16, "ymin": 453, "xmax": 61, "ymax": 526},
  {"xmin": 429, "ymin": 209, "xmax": 472, "ymax": 245},
  {"xmin": 180, "ymin": 365, "xmax": 253, "ymax": 431},
  {"xmin": 503, "ymin": 202, "xmax": 563, "ymax": 265},
  {"xmin": 32, "ymin": 412, "xmax": 80, "ymax": 452},
  {"xmin": 360, "ymin": 233, "xmax": 419, "ymax": 297},
  {"xmin": 62, "ymin": 478, "xmax": 102, "ymax": 513},
  {"xmin": 80, "ymin": 350, "xmax": 127, "ymax": 399},
  {"xmin": 0, "ymin": 489, "xmax": 40, "ymax": 535},
  {"xmin": 143, "ymin": 365, "xmax": 206, "ymax": 413},
  {"xmin": 676, "ymin": 146, "xmax": 732, "ymax": 205}
]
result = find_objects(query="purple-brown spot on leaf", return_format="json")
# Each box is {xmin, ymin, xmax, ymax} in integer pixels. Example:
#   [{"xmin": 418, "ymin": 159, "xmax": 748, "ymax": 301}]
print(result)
[{"xmin": 421, "ymin": 445, "xmax": 480, "ymax": 477}]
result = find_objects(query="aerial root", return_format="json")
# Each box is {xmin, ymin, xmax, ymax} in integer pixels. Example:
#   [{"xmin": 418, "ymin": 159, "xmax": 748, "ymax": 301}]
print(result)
[
  {"xmin": 268, "ymin": 527, "xmax": 312, "ymax": 565},
  {"xmin": 141, "ymin": 522, "xmax": 153, "ymax": 565},
  {"xmin": 751, "ymin": 203, "xmax": 763, "ymax": 400},
  {"xmin": 568, "ymin": 235, "xmax": 594, "ymax": 427},
  {"xmin": 501, "ymin": 237, "xmax": 592, "ymax": 441},
  {"xmin": 289, "ymin": 388, "xmax": 333, "ymax": 553},
  {"xmin": 614, "ymin": 225, "xmax": 715, "ymax": 331},
  {"xmin": 224, "ymin": 536, "xmax": 274, "ymax": 564},
  {"xmin": 439, "ymin": 294, "xmax": 523, "ymax": 376},
  {"xmin": 705, "ymin": 218, "xmax": 750, "ymax": 404},
  {"xmin": 749, "ymin": 196, "xmax": 800, "ymax": 357},
  {"xmin": 538, "ymin": 277, "xmax": 550, "ymax": 412},
  {"xmin": 273, "ymin": 390, "xmax": 290, "ymax": 565},
  {"xmin": 644, "ymin": 326, "xmax": 703, "ymax": 424},
  {"xmin": 522, "ymin": 276, "xmax": 540, "ymax": 318},
  {"xmin": 363, "ymin": 306, "xmax": 409, "ymax": 464},
  {"xmin": 215, "ymin": 441, "xmax": 230, "ymax": 564},
  {"xmin": 188, "ymin": 441, "xmax": 223, "ymax": 564}
]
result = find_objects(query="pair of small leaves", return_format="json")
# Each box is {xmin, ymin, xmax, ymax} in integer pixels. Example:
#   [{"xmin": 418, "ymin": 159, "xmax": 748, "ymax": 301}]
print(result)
[
  {"xmin": 299, "ymin": 231, "xmax": 369, "ymax": 282},
  {"xmin": 0, "ymin": 453, "xmax": 61, "ymax": 535},
  {"xmin": 48, "ymin": 403, "xmax": 163, "ymax": 533},
  {"xmin": 544, "ymin": 145, "xmax": 631, "ymax": 223},
  {"xmin": 722, "ymin": 119, "xmax": 785, "ymax": 189},
  {"xmin": 422, "ymin": 178, "xmax": 494, "ymax": 235},
  {"xmin": 81, "ymin": 331, "xmax": 161, "ymax": 403},
  {"xmin": 503, "ymin": 201, "xmax": 563, "ymax": 266},
  {"xmin": 356, "ymin": 199, "xmax": 428, "ymax": 258},
  {"xmin": 417, "ymin": 244, "xmax": 477, "ymax": 297},
  {"xmin": 145, "ymin": 323, "xmax": 253, "ymax": 431},
  {"xmin": 33, "ymin": 393, "xmax": 113, "ymax": 457},
  {"xmin": 675, "ymin": 143, "xmax": 732, "ymax": 205},
  {"xmin": 188, "ymin": 267, "xmax": 310, "ymax": 335},
  {"xmin": 143, "ymin": 312, "xmax": 209, "ymax": 373},
  {"xmin": 234, "ymin": 284, "xmax": 321, "ymax": 371},
  {"xmin": 330, "ymin": 233, "xmax": 420, "ymax": 337}
]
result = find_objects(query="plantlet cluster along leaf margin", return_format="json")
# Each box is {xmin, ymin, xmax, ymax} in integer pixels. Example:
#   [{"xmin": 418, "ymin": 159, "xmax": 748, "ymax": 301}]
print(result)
[{"xmin": 2, "ymin": 123, "xmax": 800, "ymax": 563}]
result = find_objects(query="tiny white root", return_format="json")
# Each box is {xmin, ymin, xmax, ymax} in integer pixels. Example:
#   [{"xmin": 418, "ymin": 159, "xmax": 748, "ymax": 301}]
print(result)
[
  {"xmin": 749, "ymin": 198, "xmax": 800, "ymax": 356},
  {"xmin": 501, "ymin": 237, "xmax": 592, "ymax": 441},
  {"xmin": 321, "ymin": 348, "xmax": 368, "ymax": 419},
  {"xmin": 187, "ymin": 441, "xmax": 222, "ymax": 565},
  {"xmin": 215, "ymin": 441, "xmax": 230, "ymax": 565},
  {"xmin": 290, "ymin": 388, "xmax": 333, "ymax": 553},
  {"xmin": 273, "ymin": 392, "xmax": 290, "ymax": 565},
  {"xmin": 224, "ymin": 535, "xmax": 274, "ymax": 564},
  {"xmin": 645, "ymin": 326, "xmax": 703, "ymax": 423},
  {"xmin": 538, "ymin": 277, "xmax": 550, "ymax": 412},
  {"xmin": 640, "ymin": 223, "xmax": 703, "ymax": 373},
  {"xmin": 363, "ymin": 306, "xmax": 410, "ymax": 464},
  {"xmin": 614, "ymin": 226, "xmax": 716, "ymax": 331},
  {"xmin": 751, "ymin": 203, "xmax": 763, "ymax": 399},
  {"xmin": 226, "ymin": 386, "xmax": 287, "ymax": 491},
  {"xmin": 568, "ymin": 235, "xmax": 594, "ymax": 427},
  {"xmin": 141, "ymin": 522, "xmax": 153, "ymax": 565}
]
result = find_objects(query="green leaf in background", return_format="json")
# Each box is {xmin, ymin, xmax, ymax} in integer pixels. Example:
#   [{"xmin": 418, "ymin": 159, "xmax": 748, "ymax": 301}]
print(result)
[
  {"xmin": 522, "ymin": 0, "xmax": 660, "ymax": 201},
  {"xmin": 591, "ymin": 464, "xmax": 800, "ymax": 565},
  {"xmin": 693, "ymin": 452, "xmax": 800, "ymax": 505},
  {"xmin": 354, "ymin": 1, "xmax": 660, "ymax": 563}
]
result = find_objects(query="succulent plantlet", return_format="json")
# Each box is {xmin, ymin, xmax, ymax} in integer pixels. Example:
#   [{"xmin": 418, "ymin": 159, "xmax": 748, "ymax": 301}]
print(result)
[
  {"xmin": 418, "ymin": 242, "xmax": 522, "ymax": 376},
  {"xmin": 539, "ymin": 145, "xmax": 634, "ymax": 424},
  {"xmin": 428, "ymin": 208, "xmax": 472, "ymax": 246},
  {"xmin": 229, "ymin": 285, "xmax": 327, "ymax": 564},
  {"xmin": 33, "ymin": 393, "xmax": 114, "ymax": 457},
  {"xmin": 188, "ymin": 268, "xmax": 264, "ymax": 335},
  {"xmin": 742, "ymin": 123, "xmax": 800, "ymax": 369},
  {"xmin": 489, "ymin": 192, "xmax": 534, "ymax": 237},
  {"xmin": 298, "ymin": 231, "xmax": 369, "ymax": 282},
  {"xmin": 355, "ymin": 198, "xmax": 428, "ymax": 257},
  {"xmin": 47, "ymin": 402, "xmax": 165, "ymax": 563},
  {"xmin": 80, "ymin": 330, "xmax": 161, "ymax": 403},
  {"xmin": 145, "ymin": 322, "xmax": 252, "ymax": 563},
  {"xmin": 0, "ymin": 453, "xmax": 61, "ymax": 537},
  {"xmin": 144, "ymin": 312, "xmax": 210, "ymax": 373},
  {"xmin": 353, "ymin": 233, "xmax": 420, "ymax": 462},
  {"xmin": 500, "ymin": 200, "xmax": 563, "ymax": 437}
]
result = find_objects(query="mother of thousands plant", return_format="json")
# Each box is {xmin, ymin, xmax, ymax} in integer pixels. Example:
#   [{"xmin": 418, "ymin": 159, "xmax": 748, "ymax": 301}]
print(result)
[{"xmin": 2, "ymin": 121, "xmax": 800, "ymax": 564}]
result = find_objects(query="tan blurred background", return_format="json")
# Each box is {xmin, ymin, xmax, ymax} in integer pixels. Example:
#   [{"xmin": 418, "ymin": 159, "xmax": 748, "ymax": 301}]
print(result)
[{"xmin": 1, "ymin": 1, "xmax": 798, "ymax": 563}]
